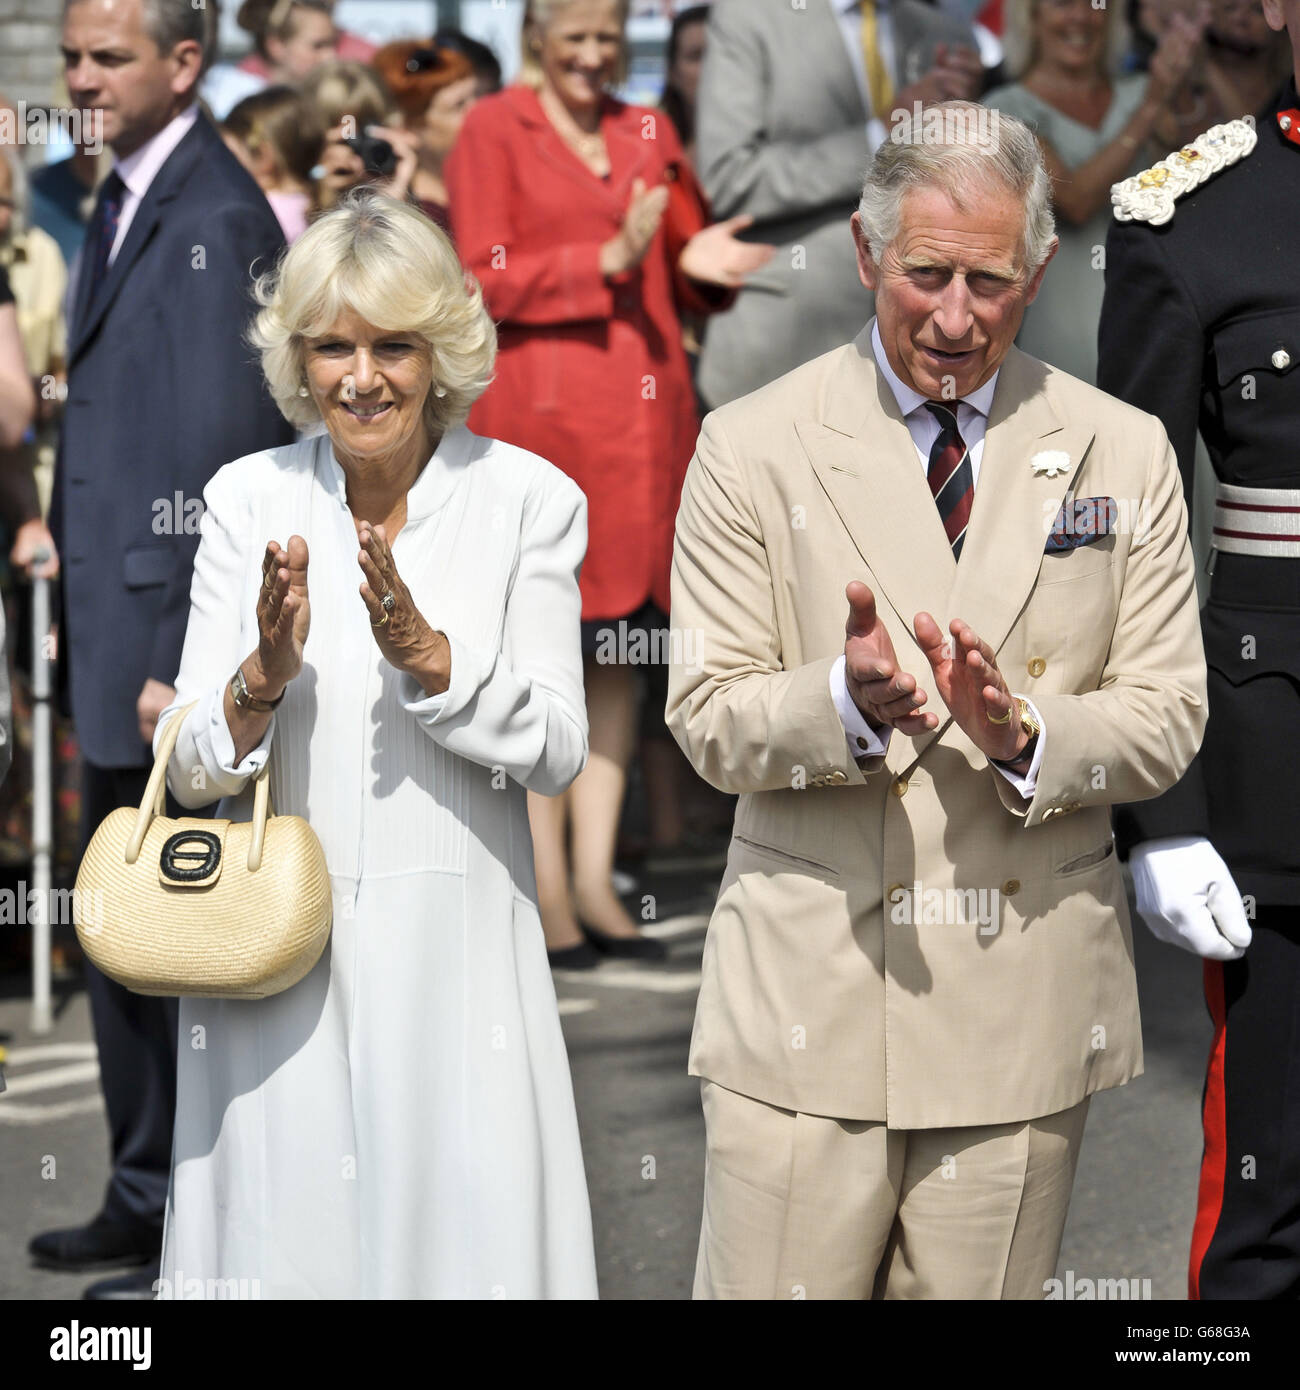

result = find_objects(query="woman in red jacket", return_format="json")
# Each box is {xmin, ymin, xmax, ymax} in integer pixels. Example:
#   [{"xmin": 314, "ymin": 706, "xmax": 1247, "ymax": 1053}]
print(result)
[{"xmin": 447, "ymin": 0, "xmax": 768, "ymax": 968}]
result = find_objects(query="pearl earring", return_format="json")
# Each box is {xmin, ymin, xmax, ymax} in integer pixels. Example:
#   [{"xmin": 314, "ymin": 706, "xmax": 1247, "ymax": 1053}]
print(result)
[
  {"xmin": 434, "ymin": 384, "xmax": 448, "ymax": 399},
  {"xmin": 297, "ymin": 384, "xmax": 310, "ymax": 397}
]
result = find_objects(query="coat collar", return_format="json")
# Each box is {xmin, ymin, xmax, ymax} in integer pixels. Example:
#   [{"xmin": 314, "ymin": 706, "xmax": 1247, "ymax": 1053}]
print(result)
[
  {"xmin": 797, "ymin": 325, "xmax": 1094, "ymax": 768},
  {"xmin": 314, "ymin": 423, "xmax": 476, "ymax": 526},
  {"xmin": 496, "ymin": 83, "xmax": 656, "ymax": 210}
]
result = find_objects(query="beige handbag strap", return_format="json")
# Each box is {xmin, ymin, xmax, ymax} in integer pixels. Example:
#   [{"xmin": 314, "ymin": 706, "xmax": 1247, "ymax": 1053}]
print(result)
[{"xmin": 125, "ymin": 698, "xmax": 273, "ymax": 871}]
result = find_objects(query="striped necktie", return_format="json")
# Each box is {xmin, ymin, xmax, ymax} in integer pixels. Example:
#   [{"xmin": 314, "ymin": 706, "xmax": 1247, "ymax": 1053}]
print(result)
[
  {"xmin": 925, "ymin": 400, "xmax": 974, "ymax": 560},
  {"xmin": 860, "ymin": 0, "xmax": 894, "ymax": 120}
]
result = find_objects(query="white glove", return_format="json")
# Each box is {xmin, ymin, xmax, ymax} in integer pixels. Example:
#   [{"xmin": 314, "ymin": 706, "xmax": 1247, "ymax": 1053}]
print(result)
[{"xmin": 1130, "ymin": 835, "xmax": 1252, "ymax": 961}]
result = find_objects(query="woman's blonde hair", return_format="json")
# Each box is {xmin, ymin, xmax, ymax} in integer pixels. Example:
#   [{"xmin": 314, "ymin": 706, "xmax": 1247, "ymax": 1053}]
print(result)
[
  {"xmin": 518, "ymin": 0, "xmax": 630, "ymax": 91},
  {"xmin": 1001, "ymin": 0, "xmax": 1131, "ymax": 82},
  {"xmin": 250, "ymin": 188, "xmax": 497, "ymax": 437}
]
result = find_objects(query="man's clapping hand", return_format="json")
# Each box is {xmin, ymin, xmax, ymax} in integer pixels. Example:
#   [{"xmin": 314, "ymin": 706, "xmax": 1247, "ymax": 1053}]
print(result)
[
  {"xmin": 843, "ymin": 581, "xmax": 937, "ymax": 736},
  {"xmin": 915, "ymin": 612, "xmax": 1029, "ymax": 764}
]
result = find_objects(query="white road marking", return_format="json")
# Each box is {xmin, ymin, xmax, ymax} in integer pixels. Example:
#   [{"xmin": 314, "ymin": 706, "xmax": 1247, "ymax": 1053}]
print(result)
[
  {"xmin": 3, "ymin": 1043, "xmax": 98, "ymax": 1066},
  {"xmin": 1, "ymin": 1061, "xmax": 101, "ymax": 1096},
  {"xmin": 640, "ymin": 913, "xmax": 710, "ymax": 941},
  {"xmin": 554, "ymin": 968, "xmax": 702, "ymax": 993},
  {"xmin": 0, "ymin": 1095, "xmax": 104, "ymax": 1125}
]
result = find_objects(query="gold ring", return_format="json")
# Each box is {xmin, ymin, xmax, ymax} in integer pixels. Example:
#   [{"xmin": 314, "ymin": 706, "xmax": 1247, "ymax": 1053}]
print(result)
[
  {"xmin": 986, "ymin": 704, "xmax": 1012, "ymax": 725},
  {"xmin": 370, "ymin": 609, "xmax": 390, "ymax": 629}
]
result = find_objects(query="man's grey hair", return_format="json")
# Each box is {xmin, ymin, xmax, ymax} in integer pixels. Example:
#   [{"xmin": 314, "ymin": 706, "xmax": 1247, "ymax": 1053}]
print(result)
[
  {"xmin": 64, "ymin": 0, "xmax": 214, "ymax": 74},
  {"xmin": 857, "ymin": 102, "xmax": 1056, "ymax": 275}
]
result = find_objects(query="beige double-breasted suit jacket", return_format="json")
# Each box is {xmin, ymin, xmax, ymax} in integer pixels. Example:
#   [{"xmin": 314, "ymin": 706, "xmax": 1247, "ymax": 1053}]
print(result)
[{"xmin": 667, "ymin": 327, "xmax": 1207, "ymax": 1130}]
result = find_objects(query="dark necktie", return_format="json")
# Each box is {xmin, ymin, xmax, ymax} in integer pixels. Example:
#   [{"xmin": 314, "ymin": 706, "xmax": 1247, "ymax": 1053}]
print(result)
[
  {"xmin": 924, "ymin": 400, "xmax": 974, "ymax": 561},
  {"xmin": 83, "ymin": 169, "xmax": 126, "ymax": 312}
]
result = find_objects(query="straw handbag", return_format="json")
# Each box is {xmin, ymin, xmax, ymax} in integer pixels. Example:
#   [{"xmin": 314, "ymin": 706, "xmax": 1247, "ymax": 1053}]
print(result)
[{"xmin": 74, "ymin": 700, "xmax": 332, "ymax": 999}]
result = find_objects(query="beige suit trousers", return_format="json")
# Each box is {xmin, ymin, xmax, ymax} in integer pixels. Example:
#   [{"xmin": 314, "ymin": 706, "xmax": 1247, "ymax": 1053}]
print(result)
[{"xmin": 694, "ymin": 1079, "xmax": 1090, "ymax": 1300}]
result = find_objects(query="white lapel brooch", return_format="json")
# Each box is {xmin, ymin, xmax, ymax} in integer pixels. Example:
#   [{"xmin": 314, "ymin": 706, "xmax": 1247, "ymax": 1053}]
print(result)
[{"xmin": 1031, "ymin": 449, "xmax": 1071, "ymax": 479}]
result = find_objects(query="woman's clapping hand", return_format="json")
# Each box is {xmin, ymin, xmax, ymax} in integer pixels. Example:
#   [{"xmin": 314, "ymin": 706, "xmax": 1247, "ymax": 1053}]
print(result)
[
  {"xmin": 253, "ymin": 535, "xmax": 311, "ymax": 698},
  {"xmin": 678, "ymin": 214, "xmax": 775, "ymax": 288},
  {"xmin": 356, "ymin": 522, "xmax": 450, "ymax": 697}
]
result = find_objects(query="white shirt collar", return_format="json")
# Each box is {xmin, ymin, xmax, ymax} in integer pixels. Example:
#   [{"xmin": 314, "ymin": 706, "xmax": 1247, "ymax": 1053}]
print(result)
[
  {"xmin": 113, "ymin": 103, "xmax": 201, "ymax": 201},
  {"xmin": 870, "ymin": 317, "xmax": 999, "ymax": 421}
]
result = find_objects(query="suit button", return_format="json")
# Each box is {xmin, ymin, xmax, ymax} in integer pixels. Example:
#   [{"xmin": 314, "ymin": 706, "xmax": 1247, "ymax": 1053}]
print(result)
[
  {"xmin": 887, "ymin": 882, "xmax": 907, "ymax": 903},
  {"xmin": 1272, "ymin": 348, "xmax": 1292, "ymax": 370},
  {"xmin": 828, "ymin": 770, "xmax": 848, "ymax": 785},
  {"xmin": 1042, "ymin": 807, "xmax": 1060, "ymax": 821},
  {"xmin": 1002, "ymin": 878, "xmax": 1021, "ymax": 896},
  {"xmin": 892, "ymin": 777, "xmax": 908, "ymax": 797},
  {"xmin": 1027, "ymin": 657, "xmax": 1046, "ymax": 678},
  {"xmin": 1065, "ymin": 801, "xmax": 1081, "ymax": 813}
]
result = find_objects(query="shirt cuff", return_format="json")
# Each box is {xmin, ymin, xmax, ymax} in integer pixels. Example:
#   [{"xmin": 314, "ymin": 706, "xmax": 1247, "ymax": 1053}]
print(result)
[
  {"xmin": 830, "ymin": 654, "xmax": 891, "ymax": 758},
  {"xmin": 990, "ymin": 695, "xmax": 1045, "ymax": 799},
  {"xmin": 210, "ymin": 690, "xmax": 274, "ymax": 778}
]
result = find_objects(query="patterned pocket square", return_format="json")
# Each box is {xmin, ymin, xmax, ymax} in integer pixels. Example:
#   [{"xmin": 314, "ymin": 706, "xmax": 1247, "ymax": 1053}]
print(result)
[{"xmin": 1045, "ymin": 497, "xmax": 1118, "ymax": 553}]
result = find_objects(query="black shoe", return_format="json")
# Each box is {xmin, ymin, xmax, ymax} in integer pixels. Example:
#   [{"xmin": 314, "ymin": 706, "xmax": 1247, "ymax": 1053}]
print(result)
[
  {"xmin": 29, "ymin": 1213, "xmax": 160, "ymax": 1273},
  {"xmin": 85, "ymin": 1264, "xmax": 161, "ymax": 1300},
  {"xmin": 579, "ymin": 921, "xmax": 669, "ymax": 960},
  {"xmin": 547, "ymin": 940, "xmax": 602, "ymax": 970}
]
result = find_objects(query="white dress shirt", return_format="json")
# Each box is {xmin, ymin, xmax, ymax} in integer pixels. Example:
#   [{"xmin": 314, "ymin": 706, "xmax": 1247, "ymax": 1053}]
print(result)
[
  {"xmin": 107, "ymin": 103, "xmax": 201, "ymax": 267},
  {"xmin": 830, "ymin": 319, "xmax": 1046, "ymax": 797},
  {"xmin": 829, "ymin": 0, "xmax": 897, "ymax": 155}
]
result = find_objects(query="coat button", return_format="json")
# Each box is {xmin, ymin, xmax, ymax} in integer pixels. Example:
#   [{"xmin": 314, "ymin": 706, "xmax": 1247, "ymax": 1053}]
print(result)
[
  {"xmin": 1272, "ymin": 348, "xmax": 1292, "ymax": 370},
  {"xmin": 1002, "ymin": 879, "xmax": 1021, "ymax": 896},
  {"xmin": 892, "ymin": 777, "xmax": 909, "ymax": 797},
  {"xmin": 828, "ymin": 770, "xmax": 848, "ymax": 785},
  {"xmin": 1027, "ymin": 657, "xmax": 1046, "ymax": 678},
  {"xmin": 887, "ymin": 882, "xmax": 907, "ymax": 903}
]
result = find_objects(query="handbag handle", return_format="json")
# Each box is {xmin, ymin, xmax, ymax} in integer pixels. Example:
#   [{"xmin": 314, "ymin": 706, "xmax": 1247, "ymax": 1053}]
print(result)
[{"xmin": 125, "ymin": 697, "xmax": 273, "ymax": 871}]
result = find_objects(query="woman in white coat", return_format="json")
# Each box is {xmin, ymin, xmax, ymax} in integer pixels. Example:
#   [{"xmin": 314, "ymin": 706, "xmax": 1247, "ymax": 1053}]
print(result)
[{"xmin": 153, "ymin": 188, "xmax": 597, "ymax": 1298}]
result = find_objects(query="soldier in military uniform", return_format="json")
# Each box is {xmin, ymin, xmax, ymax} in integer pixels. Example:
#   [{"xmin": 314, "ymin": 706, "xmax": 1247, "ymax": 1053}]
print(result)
[{"xmin": 1098, "ymin": 0, "xmax": 1300, "ymax": 1301}]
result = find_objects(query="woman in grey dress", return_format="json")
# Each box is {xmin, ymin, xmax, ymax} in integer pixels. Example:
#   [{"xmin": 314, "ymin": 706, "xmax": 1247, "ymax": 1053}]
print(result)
[{"xmin": 985, "ymin": 0, "xmax": 1202, "ymax": 382}]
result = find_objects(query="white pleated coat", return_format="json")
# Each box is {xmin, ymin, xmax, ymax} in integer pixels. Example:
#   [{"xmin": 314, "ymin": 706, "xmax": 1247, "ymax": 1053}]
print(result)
[{"xmin": 153, "ymin": 426, "xmax": 598, "ymax": 1298}]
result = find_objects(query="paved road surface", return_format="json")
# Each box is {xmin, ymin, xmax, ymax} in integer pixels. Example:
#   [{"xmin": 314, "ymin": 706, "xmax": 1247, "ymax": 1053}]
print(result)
[{"xmin": 0, "ymin": 863, "xmax": 1209, "ymax": 1300}]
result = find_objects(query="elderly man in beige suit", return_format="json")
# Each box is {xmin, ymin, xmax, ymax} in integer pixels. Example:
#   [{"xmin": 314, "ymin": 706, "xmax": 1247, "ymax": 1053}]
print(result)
[{"xmin": 667, "ymin": 103, "xmax": 1208, "ymax": 1300}]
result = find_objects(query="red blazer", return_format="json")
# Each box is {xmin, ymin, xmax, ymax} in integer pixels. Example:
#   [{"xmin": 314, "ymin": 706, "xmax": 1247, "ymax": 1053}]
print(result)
[{"xmin": 447, "ymin": 85, "xmax": 728, "ymax": 622}]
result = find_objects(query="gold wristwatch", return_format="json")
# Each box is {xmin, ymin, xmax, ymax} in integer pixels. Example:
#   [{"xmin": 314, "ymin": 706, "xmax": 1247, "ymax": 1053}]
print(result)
[
  {"xmin": 991, "ymin": 697, "xmax": 1041, "ymax": 770},
  {"xmin": 230, "ymin": 664, "xmax": 284, "ymax": 713}
]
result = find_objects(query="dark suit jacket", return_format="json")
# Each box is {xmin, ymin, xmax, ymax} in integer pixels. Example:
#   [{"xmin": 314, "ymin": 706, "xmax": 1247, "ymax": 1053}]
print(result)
[{"xmin": 51, "ymin": 111, "xmax": 293, "ymax": 769}]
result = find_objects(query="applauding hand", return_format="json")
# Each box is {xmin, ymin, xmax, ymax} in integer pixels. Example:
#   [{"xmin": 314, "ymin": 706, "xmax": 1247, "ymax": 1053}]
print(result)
[
  {"xmin": 843, "ymin": 581, "xmax": 936, "ymax": 737},
  {"xmin": 356, "ymin": 521, "xmax": 449, "ymax": 697},
  {"xmin": 678, "ymin": 215, "xmax": 775, "ymax": 288},
  {"xmin": 914, "ymin": 612, "xmax": 1028, "ymax": 763},
  {"xmin": 252, "ymin": 535, "xmax": 311, "ymax": 697}
]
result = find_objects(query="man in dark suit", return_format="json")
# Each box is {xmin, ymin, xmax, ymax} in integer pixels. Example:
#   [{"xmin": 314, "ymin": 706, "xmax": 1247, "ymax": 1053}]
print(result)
[
  {"xmin": 1099, "ymin": 0, "xmax": 1300, "ymax": 1301},
  {"xmin": 31, "ymin": 0, "xmax": 292, "ymax": 1298}
]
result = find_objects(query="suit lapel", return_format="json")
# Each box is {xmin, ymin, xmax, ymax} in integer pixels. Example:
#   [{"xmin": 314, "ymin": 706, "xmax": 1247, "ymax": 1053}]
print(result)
[
  {"xmin": 506, "ymin": 87, "xmax": 649, "ymax": 216},
  {"xmin": 68, "ymin": 116, "xmax": 213, "ymax": 363},
  {"xmin": 798, "ymin": 0, "xmax": 869, "ymax": 125},
  {"xmin": 946, "ymin": 347, "xmax": 1094, "ymax": 659},
  {"xmin": 797, "ymin": 329, "xmax": 958, "ymax": 762}
]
